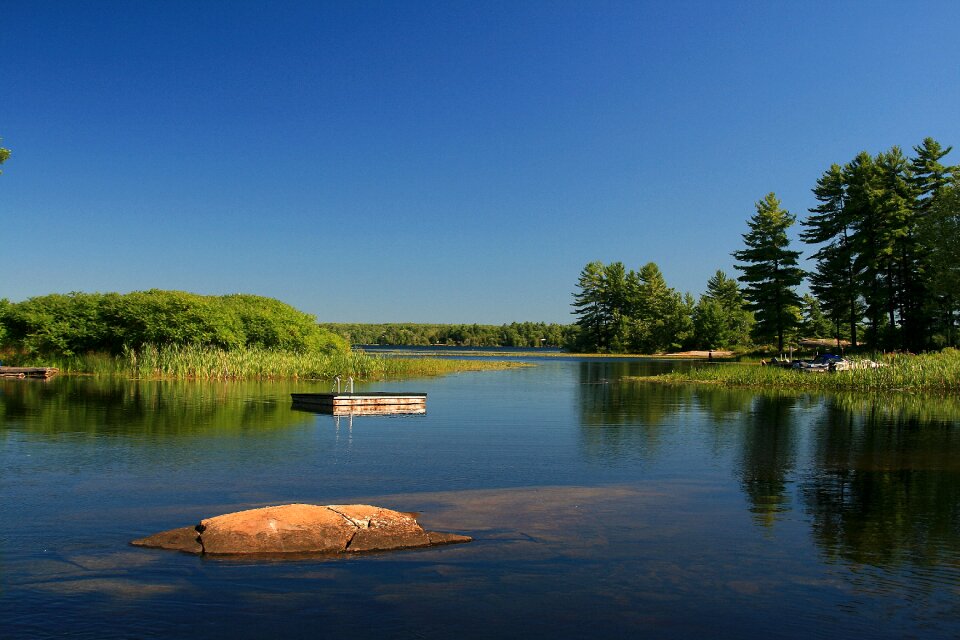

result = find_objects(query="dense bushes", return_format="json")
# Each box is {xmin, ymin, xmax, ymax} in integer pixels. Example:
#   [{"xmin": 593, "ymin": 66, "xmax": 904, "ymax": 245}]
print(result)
[{"xmin": 0, "ymin": 290, "xmax": 348, "ymax": 357}]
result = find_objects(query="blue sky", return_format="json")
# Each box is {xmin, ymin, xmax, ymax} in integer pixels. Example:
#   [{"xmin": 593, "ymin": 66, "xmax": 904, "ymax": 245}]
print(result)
[{"xmin": 2, "ymin": 1, "xmax": 959, "ymax": 323}]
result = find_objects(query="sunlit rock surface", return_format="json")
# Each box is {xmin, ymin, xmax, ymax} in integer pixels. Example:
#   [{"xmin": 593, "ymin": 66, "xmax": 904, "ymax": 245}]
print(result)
[{"xmin": 131, "ymin": 503, "xmax": 471, "ymax": 555}]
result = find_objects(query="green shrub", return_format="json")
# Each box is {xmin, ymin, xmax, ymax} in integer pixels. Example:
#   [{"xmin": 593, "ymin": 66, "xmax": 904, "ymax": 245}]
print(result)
[{"xmin": 0, "ymin": 290, "xmax": 347, "ymax": 357}]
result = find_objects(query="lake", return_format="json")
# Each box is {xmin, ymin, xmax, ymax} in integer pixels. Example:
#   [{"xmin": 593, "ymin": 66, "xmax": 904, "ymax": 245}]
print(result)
[{"xmin": 3, "ymin": 357, "xmax": 960, "ymax": 638}]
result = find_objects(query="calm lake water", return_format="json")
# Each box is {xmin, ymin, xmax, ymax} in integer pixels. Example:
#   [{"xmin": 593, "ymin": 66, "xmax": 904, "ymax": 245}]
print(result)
[{"xmin": 3, "ymin": 357, "xmax": 960, "ymax": 639}]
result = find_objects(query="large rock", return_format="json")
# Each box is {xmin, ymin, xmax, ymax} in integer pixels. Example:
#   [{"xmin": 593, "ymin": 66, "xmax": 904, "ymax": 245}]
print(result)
[{"xmin": 131, "ymin": 503, "xmax": 471, "ymax": 556}]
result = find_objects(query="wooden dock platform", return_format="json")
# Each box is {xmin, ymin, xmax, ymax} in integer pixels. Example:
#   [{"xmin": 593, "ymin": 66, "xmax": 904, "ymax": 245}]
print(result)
[
  {"xmin": 291, "ymin": 392, "xmax": 427, "ymax": 416},
  {"xmin": 0, "ymin": 367, "xmax": 59, "ymax": 379}
]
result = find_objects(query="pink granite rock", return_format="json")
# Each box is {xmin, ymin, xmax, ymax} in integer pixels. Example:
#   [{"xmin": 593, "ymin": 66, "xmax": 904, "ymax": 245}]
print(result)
[{"xmin": 131, "ymin": 503, "xmax": 471, "ymax": 556}]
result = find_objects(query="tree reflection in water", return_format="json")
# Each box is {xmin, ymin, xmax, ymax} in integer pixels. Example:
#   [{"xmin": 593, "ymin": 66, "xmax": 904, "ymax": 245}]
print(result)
[
  {"xmin": 803, "ymin": 393, "xmax": 960, "ymax": 570},
  {"xmin": 584, "ymin": 370, "xmax": 960, "ymax": 573},
  {"xmin": 576, "ymin": 361, "xmax": 692, "ymax": 463},
  {"xmin": 0, "ymin": 376, "xmax": 313, "ymax": 437}
]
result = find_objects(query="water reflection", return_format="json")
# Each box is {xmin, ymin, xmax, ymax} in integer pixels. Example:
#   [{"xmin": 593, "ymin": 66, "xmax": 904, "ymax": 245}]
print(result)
[
  {"xmin": 804, "ymin": 395, "xmax": 960, "ymax": 570},
  {"xmin": 4, "ymin": 365, "xmax": 960, "ymax": 638},
  {"xmin": 0, "ymin": 377, "xmax": 313, "ymax": 437},
  {"xmin": 735, "ymin": 393, "xmax": 800, "ymax": 527},
  {"xmin": 576, "ymin": 361, "xmax": 693, "ymax": 462},
  {"xmin": 582, "ymin": 370, "xmax": 960, "ymax": 573}
]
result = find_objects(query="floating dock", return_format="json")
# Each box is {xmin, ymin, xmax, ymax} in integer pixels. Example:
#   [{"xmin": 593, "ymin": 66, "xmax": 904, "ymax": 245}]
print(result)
[
  {"xmin": 0, "ymin": 367, "xmax": 59, "ymax": 379},
  {"xmin": 291, "ymin": 392, "xmax": 427, "ymax": 416}
]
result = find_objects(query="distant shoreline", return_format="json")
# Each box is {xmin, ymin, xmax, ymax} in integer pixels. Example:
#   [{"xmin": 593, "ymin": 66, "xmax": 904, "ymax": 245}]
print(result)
[{"xmin": 357, "ymin": 346, "xmax": 735, "ymax": 359}]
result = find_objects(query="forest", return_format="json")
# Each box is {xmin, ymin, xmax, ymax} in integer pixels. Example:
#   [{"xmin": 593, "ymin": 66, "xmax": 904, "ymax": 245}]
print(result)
[
  {"xmin": 320, "ymin": 322, "xmax": 575, "ymax": 348},
  {"xmin": 571, "ymin": 137, "xmax": 959, "ymax": 354}
]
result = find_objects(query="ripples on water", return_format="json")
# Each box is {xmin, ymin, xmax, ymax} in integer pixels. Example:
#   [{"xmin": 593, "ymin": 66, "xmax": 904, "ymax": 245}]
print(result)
[{"xmin": 2, "ymin": 358, "xmax": 960, "ymax": 638}]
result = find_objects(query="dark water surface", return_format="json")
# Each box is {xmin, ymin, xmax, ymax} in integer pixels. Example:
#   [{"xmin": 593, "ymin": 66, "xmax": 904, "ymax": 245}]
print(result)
[{"xmin": 3, "ymin": 359, "xmax": 960, "ymax": 638}]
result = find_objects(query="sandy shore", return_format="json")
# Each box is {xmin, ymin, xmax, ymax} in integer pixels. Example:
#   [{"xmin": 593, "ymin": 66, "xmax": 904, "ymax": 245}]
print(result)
[{"xmin": 657, "ymin": 350, "xmax": 734, "ymax": 359}]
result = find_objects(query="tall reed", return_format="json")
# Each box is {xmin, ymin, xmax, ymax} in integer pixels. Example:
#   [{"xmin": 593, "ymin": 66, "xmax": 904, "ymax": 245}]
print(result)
[
  {"xmin": 642, "ymin": 349, "xmax": 960, "ymax": 393},
  {"xmin": 19, "ymin": 344, "xmax": 523, "ymax": 381}
]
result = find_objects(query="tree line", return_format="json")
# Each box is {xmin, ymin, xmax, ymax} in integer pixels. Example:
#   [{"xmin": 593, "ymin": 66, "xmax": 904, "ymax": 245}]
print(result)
[
  {"xmin": 802, "ymin": 138, "xmax": 957, "ymax": 352},
  {"xmin": 0, "ymin": 290, "xmax": 348, "ymax": 357},
  {"xmin": 572, "ymin": 137, "xmax": 958, "ymax": 353},
  {"xmin": 320, "ymin": 322, "xmax": 575, "ymax": 348},
  {"xmin": 569, "ymin": 262, "xmax": 754, "ymax": 353}
]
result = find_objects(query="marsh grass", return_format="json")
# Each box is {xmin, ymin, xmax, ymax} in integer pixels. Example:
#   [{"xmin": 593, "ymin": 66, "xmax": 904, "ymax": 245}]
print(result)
[
  {"xmin": 18, "ymin": 344, "xmax": 524, "ymax": 381},
  {"xmin": 638, "ymin": 348, "xmax": 960, "ymax": 393}
]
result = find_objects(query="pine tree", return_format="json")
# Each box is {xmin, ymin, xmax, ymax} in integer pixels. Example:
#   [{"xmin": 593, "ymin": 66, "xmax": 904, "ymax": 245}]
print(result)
[
  {"xmin": 733, "ymin": 193, "xmax": 805, "ymax": 352},
  {"xmin": 801, "ymin": 138, "xmax": 957, "ymax": 351},
  {"xmin": 844, "ymin": 152, "xmax": 888, "ymax": 347},
  {"xmin": 912, "ymin": 138, "xmax": 956, "ymax": 347},
  {"xmin": 571, "ymin": 261, "xmax": 608, "ymax": 351},
  {"xmin": 923, "ymin": 184, "xmax": 960, "ymax": 346},
  {"xmin": 875, "ymin": 147, "xmax": 918, "ymax": 350},
  {"xmin": 802, "ymin": 163, "xmax": 860, "ymax": 346},
  {"xmin": 911, "ymin": 137, "xmax": 953, "ymax": 210}
]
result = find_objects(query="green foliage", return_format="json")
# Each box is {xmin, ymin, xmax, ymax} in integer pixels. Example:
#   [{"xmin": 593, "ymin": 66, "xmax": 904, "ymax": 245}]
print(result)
[
  {"xmin": 18, "ymin": 343, "xmax": 523, "ymax": 380},
  {"xmin": 624, "ymin": 263, "xmax": 694, "ymax": 353},
  {"xmin": 319, "ymin": 321, "xmax": 573, "ymax": 348},
  {"xmin": 0, "ymin": 290, "xmax": 348, "ymax": 357},
  {"xmin": 921, "ymin": 184, "xmax": 960, "ymax": 346},
  {"xmin": 570, "ymin": 260, "xmax": 694, "ymax": 353},
  {"xmin": 0, "ymin": 298, "xmax": 9, "ymax": 346},
  {"xmin": 692, "ymin": 298, "xmax": 727, "ymax": 350},
  {"xmin": 692, "ymin": 270, "xmax": 754, "ymax": 349},
  {"xmin": 648, "ymin": 349, "xmax": 960, "ymax": 393},
  {"xmin": 802, "ymin": 139, "xmax": 959, "ymax": 351},
  {"xmin": 733, "ymin": 193, "xmax": 805, "ymax": 352},
  {"xmin": 802, "ymin": 163, "xmax": 861, "ymax": 346},
  {"xmin": 801, "ymin": 294, "xmax": 833, "ymax": 338},
  {"xmin": 0, "ymin": 136, "xmax": 9, "ymax": 174},
  {"xmin": 571, "ymin": 261, "xmax": 614, "ymax": 351}
]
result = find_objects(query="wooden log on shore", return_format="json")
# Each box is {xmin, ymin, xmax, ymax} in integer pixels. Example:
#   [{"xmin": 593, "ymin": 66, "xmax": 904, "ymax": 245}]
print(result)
[{"xmin": 0, "ymin": 367, "xmax": 60, "ymax": 379}]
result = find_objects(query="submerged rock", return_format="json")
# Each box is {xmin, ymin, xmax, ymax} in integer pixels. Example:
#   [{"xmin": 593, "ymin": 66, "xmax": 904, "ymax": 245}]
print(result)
[{"xmin": 131, "ymin": 503, "xmax": 471, "ymax": 556}]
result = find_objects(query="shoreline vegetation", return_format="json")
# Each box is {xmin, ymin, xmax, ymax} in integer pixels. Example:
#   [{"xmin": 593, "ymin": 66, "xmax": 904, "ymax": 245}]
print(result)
[
  {"xmin": 2, "ymin": 290, "xmax": 956, "ymax": 389},
  {"xmin": 18, "ymin": 344, "xmax": 526, "ymax": 381},
  {"xmin": 363, "ymin": 346, "xmax": 736, "ymax": 359},
  {"xmin": 633, "ymin": 348, "xmax": 960, "ymax": 393},
  {"xmin": 0, "ymin": 291, "xmax": 526, "ymax": 381}
]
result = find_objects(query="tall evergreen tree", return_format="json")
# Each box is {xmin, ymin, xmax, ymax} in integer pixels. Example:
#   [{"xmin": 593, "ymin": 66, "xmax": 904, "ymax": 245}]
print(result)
[
  {"xmin": 602, "ymin": 261, "xmax": 630, "ymax": 352},
  {"xmin": 733, "ymin": 193, "xmax": 805, "ymax": 352},
  {"xmin": 806, "ymin": 242, "xmax": 862, "ymax": 346},
  {"xmin": 802, "ymin": 163, "xmax": 860, "ymax": 346},
  {"xmin": 625, "ymin": 262, "xmax": 693, "ymax": 353},
  {"xmin": 843, "ymin": 151, "xmax": 888, "ymax": 346},
  {"xmin": 922, "ymin": 184, "xmax": 960, "ymax": 346},
  {"xmin": 571, "ymin": 261, "xmax": 609, "ymax": 351},
  {"xmin": 801, "ymin": 138, "xmax": 956, "ymax": 351},
  {"xmin": 911, "ymin": 137, "xmax": 953, "ymax": 210},
  {"xmin": 875, "ymin": 147, "xmax": 919, "ymax": 350},
  {"xmin": 912, "ymin": 138, "xmax": 956, "ymax": 347}
]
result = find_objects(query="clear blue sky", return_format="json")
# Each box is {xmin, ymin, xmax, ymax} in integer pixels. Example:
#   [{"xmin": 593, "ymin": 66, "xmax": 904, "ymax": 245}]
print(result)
[{"xmin": 3, "ymin": 1, "xmax": 959, "ymax": 324}]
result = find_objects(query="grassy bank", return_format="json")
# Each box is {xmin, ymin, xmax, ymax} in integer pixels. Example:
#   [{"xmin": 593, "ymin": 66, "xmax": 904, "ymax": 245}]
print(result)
[
  {"xmin": 635, "ymin": 349, "xmax": 960, "ymax": 393},
  {"xmin": 12, "ymin": 344, "xmax": 526, "ymax": 381}
]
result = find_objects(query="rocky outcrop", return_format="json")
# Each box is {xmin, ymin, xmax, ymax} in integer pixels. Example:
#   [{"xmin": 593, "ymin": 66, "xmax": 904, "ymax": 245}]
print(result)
[{"xmin": 131, "ymin": 503, "xmax": 471, "ymax": 556}]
